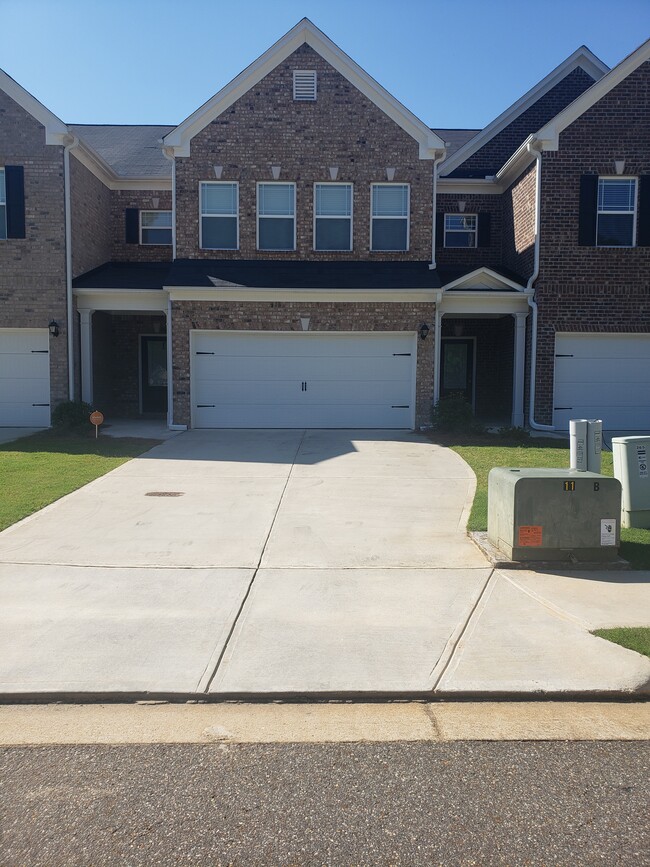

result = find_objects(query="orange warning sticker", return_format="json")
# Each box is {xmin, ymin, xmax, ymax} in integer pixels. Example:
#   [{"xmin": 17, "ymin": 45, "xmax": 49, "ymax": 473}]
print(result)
[{"xmin": 518, "ymin": 525, "xmax": 543, "ymax": 547}]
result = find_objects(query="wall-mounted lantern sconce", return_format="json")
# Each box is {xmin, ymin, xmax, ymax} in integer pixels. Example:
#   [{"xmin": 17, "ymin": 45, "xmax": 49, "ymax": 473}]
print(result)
[
  {"xmin": 419, "ymin": 322, "xmax": 430, "ymax": 340},
  {"xmin": 271, "ymin": 165, "xmax": 281, "ymax": 180},
  {"xmin": 329, "ymin": 166, "xmax": 339, "ymax": 181},
  {"xmin": 49, "ymin": 320, "xmax": 60, "ymax": 338},
  {"xmin": 614, "ymin": 159, "xmax": 625, "ymax": 175},
  {"xmin": 213, "ymin": 165, "xmax": 223, "ymax": 179},
  {"xmin": 457, "ymin": 201, "xmax": 466, "ymax": 213},
  {"xmin": 386, "ymin": 167, "xmax": 396, "ymax": 181}
]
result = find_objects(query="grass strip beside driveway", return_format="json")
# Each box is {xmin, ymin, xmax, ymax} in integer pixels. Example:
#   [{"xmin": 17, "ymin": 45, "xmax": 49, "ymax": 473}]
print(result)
[
  {"xmin": 436, "ymin": 435, "xmax": 650, "ymax": 570},
  {"xmin": 0, "ymin": 431, "xmax": 161, "ymax": 532},
  {"xmin": 593, "ymin": 627, "xmax": 650, "ymax": 658}
]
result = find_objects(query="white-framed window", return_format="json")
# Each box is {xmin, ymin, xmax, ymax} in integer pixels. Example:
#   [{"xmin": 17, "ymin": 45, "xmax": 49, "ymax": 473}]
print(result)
[
  {"xmin": 0, "ymin": 169, "xmax": 6, "ymax": 241},
  {"xmin": 140, "ymin": 210, "xmax": 172, "ymax": 245},
  {"xmin": 371, "ymin": 184, "xmax": 409, "ymax": 251},
  {"xmin": 293, "ymin": 70, "xmax": 317, "ymax": 101},
  {"xmin": 444, "ymin": 213, "xmax": 477, "ymax": 248},
  {"xmin": 200, "ymin": 182, "xmax": 238, "ymax": 250},
  {"xmin": 314, "ymin": 183, "xmax": 352, "ymax": 251},
  {"xmin": 257, "ymin": 182, "xmax": 295, "ymax": 251},
  {"xmin": 597, "ymin": 177, "xmax": 637, "ymax": 247}
]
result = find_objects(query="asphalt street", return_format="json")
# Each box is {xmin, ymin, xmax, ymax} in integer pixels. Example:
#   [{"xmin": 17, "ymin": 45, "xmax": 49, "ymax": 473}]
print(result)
[{"xmin": 1, "ymin": 741, "xmax": 648, "ymax": 865}]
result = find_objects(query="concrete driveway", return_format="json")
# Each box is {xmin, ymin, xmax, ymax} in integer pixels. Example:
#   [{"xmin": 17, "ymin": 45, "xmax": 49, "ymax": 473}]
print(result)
[{"xmin": 0, "ymin": 429, "xmax": 648, "ymax": 697}]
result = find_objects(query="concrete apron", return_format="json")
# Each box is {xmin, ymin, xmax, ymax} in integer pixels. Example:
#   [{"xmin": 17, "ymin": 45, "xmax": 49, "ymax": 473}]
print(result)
[{"xmin": 0, "ymin": 429, "xmax": 648, "ymax": 700}]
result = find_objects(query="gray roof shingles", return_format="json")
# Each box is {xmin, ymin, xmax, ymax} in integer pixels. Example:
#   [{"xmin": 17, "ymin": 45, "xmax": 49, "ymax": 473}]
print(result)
[{"xmin": 70, "ymin": 124, "xmax": 175, "ymax": 178}]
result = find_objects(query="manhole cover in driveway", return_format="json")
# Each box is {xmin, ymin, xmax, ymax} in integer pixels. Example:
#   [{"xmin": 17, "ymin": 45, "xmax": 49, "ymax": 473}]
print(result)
[{"xmin": 145, "ymin": 492, "xmax": 185, "ymax": 497}]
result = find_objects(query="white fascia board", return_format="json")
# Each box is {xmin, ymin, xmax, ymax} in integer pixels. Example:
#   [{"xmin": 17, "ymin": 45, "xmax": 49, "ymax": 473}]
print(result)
[
  {"xmin": 440, "ymin": 289, "xmax": 533, "ymax": 315},
  {"xmin": 438, "ymin": 177, "xmax": 503, "ymax": 195},
  {"xmin": 71, "ymin": 144, "xmax": 172, "ymax": 191},
  {"xmin": 167, "ymin": 286, "xmax": 442, "ymax": 303},
  {"xmin": 494, "ymin": 135, "xmax": 537, "ymax": 187},
  {"xmin": 535, "ymin": 39, "xmax": 650, "ymax": 151},
  {"xmin": 439, "ymin": 46, "xmax": 609, "ymax": 177},
  {"xmin": 73, "ymin": 288, "xmax": 169, "ymax": 312},
  {"xmin": 0, "ymin": 68, "xmax": 68, "ymax": 144},
  {"xmin": 163, "ymin": 18, "xmax": 445, "ymax": 160},
  {"xmin": 442, "ymin": 268, "xmax": 528, "ymax": 292}
]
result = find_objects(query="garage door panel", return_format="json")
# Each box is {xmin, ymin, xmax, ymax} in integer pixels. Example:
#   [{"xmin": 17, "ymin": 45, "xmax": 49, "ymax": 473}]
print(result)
[
  {"xmin": 554, "ymin": 333, "xmax": 650, "ymax": 430},
  {"xmin": 191, "ymin": 332, "xmax": 416, "ymax": 429},
  {"xmin": 0, "ymin": 378, "xmax": 50, "ymax": 403},
  {"xmin": 0, "ymin": 329, "xmax": 50, "ymax": 427}
]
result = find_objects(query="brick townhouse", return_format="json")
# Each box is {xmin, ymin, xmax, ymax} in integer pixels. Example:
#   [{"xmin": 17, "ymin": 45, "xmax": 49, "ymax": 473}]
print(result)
[{"xmin": 0, "ymin": 20, "xmax": 648, "ymax": 431}]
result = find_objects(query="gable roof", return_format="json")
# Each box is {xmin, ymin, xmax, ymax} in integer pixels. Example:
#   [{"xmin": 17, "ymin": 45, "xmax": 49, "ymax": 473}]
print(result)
[
  {"xmin": 163, "ymin": 18, "xmax": 445, "ymax": 159},
  {"xmin": 0, "ymin": 68, "xmax": 68, "ymax": 144},
  {"xmin": 432, "ymin": 129, "xmax": 481, "ymax": 160},
  {"xmin": 439, "ymin": 46, "xmax": 608, "ymax": 177},
  {"xmin": 440, "ymin": 266, "xmax": 527, "ymax": 292},
  {"xmin": 70, "ymin": 125, "xmax": 174, "ymax": 178},
  {"xmin": 534, "ymin": 38, "xmax": 650, "ymax": 150}
]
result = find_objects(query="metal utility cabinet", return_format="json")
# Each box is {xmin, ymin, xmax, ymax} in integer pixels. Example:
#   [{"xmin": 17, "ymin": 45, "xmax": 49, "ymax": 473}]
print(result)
[
  {"xmin": 488, "ymin": 468, "xmax": 622, "ymax": 562},
  {"xmin": 612, "ymin": 436, "xmax": 650, "ymax": 529}
]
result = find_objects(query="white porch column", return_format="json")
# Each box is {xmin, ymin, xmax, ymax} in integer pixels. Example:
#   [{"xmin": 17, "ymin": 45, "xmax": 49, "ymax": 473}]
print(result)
[
  {"xmin": 79, "ymin": 308, "xmax": 94, "ymax": 405},
  {"xmin": 511, "ymin": 311, "xmax": 528, "ymax": 427}
]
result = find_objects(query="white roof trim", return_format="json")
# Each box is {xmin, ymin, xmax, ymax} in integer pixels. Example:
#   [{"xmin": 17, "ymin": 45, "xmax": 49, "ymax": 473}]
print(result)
[
  {"xmin": 0, "ymin": 68, "xmax": 68, "ymax": 144},
  {"xmin": 442, "ymin": 267, "xmax": 528, "ymax": 292},
  {"xmin": 167, "ymin": 286, "xmax": 441, "ymax": 303},
  {"xmin": 439, "ymin": 46, "xmax": 608, "ymax": 177},
  {"xmin": 535, "ymin": 39, "xmax": 650, "ymax": 151},
  {"xmin": 164, "ymin": 18, "xmax": 445, "ymax": 160},
  {"xmin": 438, "ymin": 177, "xmax": 502, "ymax": 195}
]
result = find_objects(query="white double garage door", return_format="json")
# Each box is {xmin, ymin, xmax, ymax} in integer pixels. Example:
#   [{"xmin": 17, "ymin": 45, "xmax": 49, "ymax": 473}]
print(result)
[
  {"xmin": 554, "ymin": 333, "xmax": 650, "ymax": 430},
  {"xmin": 191, "ymin": 331, "xmax": 417, "ymax": 429},
  {"xmin": 0, "ymin": 329, "xmax": 51, "ymax": 427}
]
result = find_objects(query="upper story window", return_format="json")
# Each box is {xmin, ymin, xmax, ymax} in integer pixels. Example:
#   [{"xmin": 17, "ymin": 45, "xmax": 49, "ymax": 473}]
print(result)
[
  {"xmin": 597, "ymin": 178, "xmax": 637, "ymax": 247},
  {"xmin": 314, "ymin": 183, "xmax": 352, "ymax": 251},
  {"xmin": 140, "ymin": 210, "xmax": 172, "ymax": 246},
  {"xmin": 444, "ymin": 214, "xmax": 477, "ymax": 248},
  {"xmin": 371, "ymin": 184, "xmax": 409, "ymax": 251},
  {"xmin": 200, "ymin": 182, "xmax": 238, "ymax": 250},
  {"xmin": 258, "ymin": 183, "xmax": 295, "ymax": 251},
  {"xmin": 0, "ymin": 169, "xmax": 6, "ymax": 240},
  {"xmin": 293, "ymin": 70, "xmax": 317, "ymax": 101}
]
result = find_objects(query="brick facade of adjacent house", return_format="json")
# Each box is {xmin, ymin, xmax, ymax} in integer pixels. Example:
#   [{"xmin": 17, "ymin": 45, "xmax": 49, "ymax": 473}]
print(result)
[{"xmin": 111, "ymin": 189, "xmax": 173, "ymax": 263}]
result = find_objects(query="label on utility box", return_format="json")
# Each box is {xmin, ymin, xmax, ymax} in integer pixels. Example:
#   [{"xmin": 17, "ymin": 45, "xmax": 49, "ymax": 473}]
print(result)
[
  {"xmin": 518, "ymin": 525, "xmax": 543, "ymax": 547},
  {"xmin": 600, "ymin": 519, "xmax": 617, "ymax": 546},
  {"xmin": 636, "ymin": 444, "xmax": 648, "ymax": 479}
]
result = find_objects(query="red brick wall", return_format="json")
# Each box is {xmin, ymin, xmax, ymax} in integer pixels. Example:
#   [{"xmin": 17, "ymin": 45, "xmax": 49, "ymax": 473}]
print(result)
[
  {"xmin": 436, "ymin": 193, "xmax": 502, "ymax": 270},
  {"xmin": 111, "ymin": 189, "xmax": 173, "ymax": 262},
  {"xmin": 174, "ymin": 44, "xmax": 433, "ymax": 261},
  {"xmin": 502, "ymin": 162, "xmax": 536, "ymax": 279},
  {"xmin": 0, "ymin": 88, "xmax": 69, "ymax": 409},
  {"xmin": 171, "ymin": 300, "xmax": 436, "ymax": 427},
  {"xmin": 70, "ymin": 154, "xmax": 111, "ymax": 278}
]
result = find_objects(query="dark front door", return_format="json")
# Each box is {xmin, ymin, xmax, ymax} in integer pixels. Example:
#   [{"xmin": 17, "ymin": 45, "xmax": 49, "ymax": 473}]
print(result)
[
  {"xmin": 440, "ymin": 338, "xmax": 475, "ymax": 407},
  {"xmin": 140, "ymin": 335, "xmax": 168, "ymax": 413}
]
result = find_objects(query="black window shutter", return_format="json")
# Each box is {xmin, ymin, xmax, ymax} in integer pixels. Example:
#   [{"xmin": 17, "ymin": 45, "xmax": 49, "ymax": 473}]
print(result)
[
  {"xmin": 637, "ymin": 176, "xmax": 650, "ymax": 247},
  {"xmin": 477, "ymin": 212, "xmax": 491, "ymax": 247},
  {"xmin": 578, "ymin": 175, "xmax": 598, "ymax": 246},
  {"xmin": 436, "ymin": 212, "xmax": 444, "ymax": 246},
  {"xmin": 5, "ymin": 165, "xmax": 26, "ymax": 239},
  {"xmin": 125, "ymin": 208, "xmax": 139, "ymax": 244}
]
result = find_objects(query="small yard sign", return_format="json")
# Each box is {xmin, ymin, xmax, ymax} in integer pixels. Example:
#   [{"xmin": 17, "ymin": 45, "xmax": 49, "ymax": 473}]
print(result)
[{"xmin": 89, "ymin": 410, "xmax": 104, "ymax": 438}]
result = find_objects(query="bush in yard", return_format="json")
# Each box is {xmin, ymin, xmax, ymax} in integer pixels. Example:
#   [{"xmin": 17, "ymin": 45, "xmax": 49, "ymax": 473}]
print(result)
[
  {"xmin": 51, "ymin": 400, "xmax": 95, "ymax": 430},
  {"xmin": 431, "ymin": 393, "xmax": 484, "ymax": 433}
]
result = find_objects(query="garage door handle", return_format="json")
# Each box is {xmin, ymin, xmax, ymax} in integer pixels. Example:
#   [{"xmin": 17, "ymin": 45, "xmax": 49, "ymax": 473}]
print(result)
[
  {"xmin": 32, "ymin": 403, "xmax": 50, "ymax": 407},
  {"xmin": 555, "ymin": 354, "xmax": 574, "ymax": 358},
  {"xmin": 195, "ymin": 351, "xmax": 215, "ymax": 355},
  {"xmin": 393, "ymin": 353, "xmax": 411, "ymax": 356},
  {"xmin": 31, "ymin": 349, "xmax": 49, "ymax": 354},
  {"xmin": 392, "ymin": 405, "xmax": 409, "ymax": 409},
  {"xmin": 197, "ymin": 404, "xmax": 215, "ymax": 408},
  {"xmin": 554, "ymin": 407, "xmax": 572, "ymax": 410}
]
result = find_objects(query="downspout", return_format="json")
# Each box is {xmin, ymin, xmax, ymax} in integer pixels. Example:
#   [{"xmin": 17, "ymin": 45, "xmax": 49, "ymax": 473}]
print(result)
[
  {"xmin": 526, "ymin": 140, "xmax": 555, "ymax": 431},
  {"xmin": 429, "ymin": 151, "xmax": 445, "ymax": 269},
  {"xmin": 63, "ymin": 134, "xmax": 79, "ymax": 401},
  {"xmin": 162, "ymin": 146, "xmax": 186, "ymax": 430}
]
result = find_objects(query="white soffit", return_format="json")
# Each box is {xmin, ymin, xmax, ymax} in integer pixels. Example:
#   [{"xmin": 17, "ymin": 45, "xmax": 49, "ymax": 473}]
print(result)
[
  {"xmin": 535, "ymin": 39, "xmax": 650, "ymax": 150},
  {"xmin": 442, "ymin": 268, "xmax": 528, "ymax": 292},
  {"xmin": 163, "ymin": 18, "xmax": 445, "ymax": 159},
  {"xmin": 439, "ymin": 46, "xmax": 609, "ymax": 177},
  {"xmin": 0, "ymin": 67, "xmax": 68, "ymax": 144}
]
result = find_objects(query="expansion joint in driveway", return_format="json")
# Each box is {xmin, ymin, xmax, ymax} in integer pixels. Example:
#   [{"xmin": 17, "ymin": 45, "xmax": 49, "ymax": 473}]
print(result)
[{"xmin": 200, "ymin": 430, "xmax": 307, "ymax": 693}]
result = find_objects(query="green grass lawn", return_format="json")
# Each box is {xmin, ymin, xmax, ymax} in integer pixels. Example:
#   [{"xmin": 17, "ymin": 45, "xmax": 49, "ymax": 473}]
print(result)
[
  {"xmin": 593, "ymin": 627, "xmax": 650, "ymax": 658},
  {"xmin": 431, "ymin": 433, "xmax": 650, "ymax": 570},
  {"xmin": 0, "ymin": 430, "xmax": 161, "ymax": 532}
]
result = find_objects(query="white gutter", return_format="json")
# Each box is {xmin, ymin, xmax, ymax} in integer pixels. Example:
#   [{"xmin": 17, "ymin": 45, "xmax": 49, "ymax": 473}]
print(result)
[
  {"xmin": 63, "ymin": 134, "xmax": 79, "ymax": 400},
  {"xmin": 429, "ymin": 152, "xmax": 446, "ymax": 269},
  {"xmin": 526, "ymin": 140, "xmax": 554, "ymax": 432}
]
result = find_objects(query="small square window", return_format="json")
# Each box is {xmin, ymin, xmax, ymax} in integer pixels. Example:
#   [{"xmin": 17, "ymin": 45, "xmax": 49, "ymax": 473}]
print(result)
[
  {"xmin": 140, "ymin": 210, "xmax": 172, "ymax": 245},
  {"xmin": 200, "ymin": 182, "xmax": 238, "ymax": 250},
  {"xmin": 258, "ymin": 183, "xmax": 295, "ymax": 251},
  {"xmin": 293, "ymin": 70, "xmax": 317, "ymax": 101},
  {"xmin": 444, "ymin": 214, "xmax": 477, "ymax": 248},
  {"xmin": 597, "ymin": 178, "xmax": 637, "ymax": 247},
  {"xmin": 314, "ymin": 183, "xmax": 352, "ymax": 251},
  {"xmin": 0, "ymin": 169, "xmax": 6, "ymax": 241},
  {"xmin": 371, "ymin": 184, "xmax": 409, "ymax": 251}
]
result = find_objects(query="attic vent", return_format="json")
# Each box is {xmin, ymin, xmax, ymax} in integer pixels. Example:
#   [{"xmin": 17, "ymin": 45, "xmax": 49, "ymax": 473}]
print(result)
[{"xmin": 293, "ymin": 70, "xmax": 317, "ymax": 101}]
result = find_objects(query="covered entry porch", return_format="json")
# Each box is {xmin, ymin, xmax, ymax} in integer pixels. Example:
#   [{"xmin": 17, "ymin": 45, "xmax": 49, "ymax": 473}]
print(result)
[{"xmin": 435, "ymin": 268, "xmax": 534, "ymax": 428}]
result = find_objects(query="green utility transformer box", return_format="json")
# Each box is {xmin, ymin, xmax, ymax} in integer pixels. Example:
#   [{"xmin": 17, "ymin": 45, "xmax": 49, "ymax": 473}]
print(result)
[{"xmin": 487, "ymin": 468, "xmax": 622, "ymax": 562}]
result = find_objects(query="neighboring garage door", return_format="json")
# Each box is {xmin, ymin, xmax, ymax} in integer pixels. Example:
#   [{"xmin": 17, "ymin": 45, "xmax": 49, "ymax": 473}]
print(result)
[
  {"xmin": 0, "ymin": 329, "xmax": 51, "ymax": 427},
  {"xmin": 191, "ymin": 331, "xmax": 416, "ymax": 428},
  {"xmin": 554, "ymin": 333, "xmax": 650, "ymax": 430}
]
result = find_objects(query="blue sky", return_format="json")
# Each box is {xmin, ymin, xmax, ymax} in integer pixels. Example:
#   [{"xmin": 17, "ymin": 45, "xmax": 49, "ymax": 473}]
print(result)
[{"xmin": 2, "ymin": 0, "xmax": 649, "ymax": 128}]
